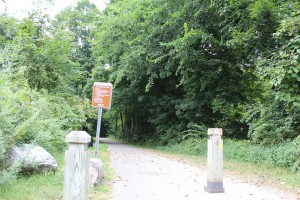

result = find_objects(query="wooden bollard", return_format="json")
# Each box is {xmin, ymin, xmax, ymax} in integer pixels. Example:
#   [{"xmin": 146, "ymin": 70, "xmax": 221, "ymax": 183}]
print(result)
[
  {"xmin": 64, "ymin": 131, "xmax": 91, "ymax": 200},
  {"xmin": 204, "ymin": 128, "xmax": 225, "ymax": 193}
]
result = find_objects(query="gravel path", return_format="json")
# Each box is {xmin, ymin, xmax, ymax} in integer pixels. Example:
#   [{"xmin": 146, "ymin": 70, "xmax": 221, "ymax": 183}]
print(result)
[{"xmin": 102, "ymin": 138, "xmax": 298, "ymax": 200}]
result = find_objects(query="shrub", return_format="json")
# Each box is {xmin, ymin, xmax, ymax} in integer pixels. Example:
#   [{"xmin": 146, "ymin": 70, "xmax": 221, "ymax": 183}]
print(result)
[
  {"xmin": 0, "ymin": 61, "xmax": 89, "ymax": 185},
  {"xmin": 223, "ymin": 139, "xmax": 299, "ymax": 172},
  {"xmin": 162, "ymin": 136, "xmax": 299, "ymax": 172},
  {"xmin": 243, "ymin": 98, "xmax": 299, "ymax": 144},
  {"xmin": 291, "ymin": 136, "xmax": 300, "ymax": 172}
]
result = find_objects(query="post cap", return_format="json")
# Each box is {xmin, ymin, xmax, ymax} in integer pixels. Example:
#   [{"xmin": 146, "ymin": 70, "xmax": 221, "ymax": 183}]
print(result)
[
  {"xmin": 208, "ymin": 128, "xmax": 223, "ymax": 136},
  {"xmin": 66, "ymin": 131, "xmax": 91, "ymax": 144}
]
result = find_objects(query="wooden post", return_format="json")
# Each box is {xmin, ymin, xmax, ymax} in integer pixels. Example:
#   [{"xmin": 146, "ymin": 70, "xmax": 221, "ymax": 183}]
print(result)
[
  {"xmin": 204, "ymin": 128, "xmax": 225, "ymax": 193},
  {"xmin": 64, "ymin": 131, "xmax": 91, "ymax": 200}
]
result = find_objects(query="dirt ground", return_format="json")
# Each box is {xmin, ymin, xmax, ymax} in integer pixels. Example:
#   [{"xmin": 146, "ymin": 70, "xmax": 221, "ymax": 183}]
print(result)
[{"xmin": 102, "ymin": 138, "xmax": 298, "ymax": 200}]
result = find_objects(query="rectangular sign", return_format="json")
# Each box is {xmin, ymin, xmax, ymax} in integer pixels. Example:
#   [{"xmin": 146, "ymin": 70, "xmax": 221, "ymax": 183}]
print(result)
[{"xmin": 91, "ymin": 82, "xmax": 113, "ymax": 108}]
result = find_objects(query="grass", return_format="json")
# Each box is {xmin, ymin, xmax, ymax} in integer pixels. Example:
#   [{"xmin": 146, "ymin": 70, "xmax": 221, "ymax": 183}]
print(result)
[
  {"xmin": 223, "ymin": 160, "xmax": 300, "ymax": 191},
  {"xmin": 114, "ymin": 135, "xmax": 299, "ymax": 195},
  {"xmin": 0, "ymin": 141, "xmax": 114, "ymax": 200},
  {"xmin": 149, "ymin": 141, "xmax": 300, "ymax": 196},
  {"xmin": 0, "ymin": 150, "xmax": 65, "ymax": 200}
]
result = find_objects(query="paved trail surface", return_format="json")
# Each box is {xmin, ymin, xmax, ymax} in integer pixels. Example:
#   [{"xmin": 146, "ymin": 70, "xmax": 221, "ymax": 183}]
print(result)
[{"xmin": 102, "ymin": 138, "xmax": 298, "ymax": 200}]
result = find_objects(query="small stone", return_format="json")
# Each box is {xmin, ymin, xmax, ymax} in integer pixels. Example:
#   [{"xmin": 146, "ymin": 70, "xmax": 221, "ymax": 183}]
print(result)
[{"xmin": 89, "ymin": 158, "xmax": 104, "ymax": 187}]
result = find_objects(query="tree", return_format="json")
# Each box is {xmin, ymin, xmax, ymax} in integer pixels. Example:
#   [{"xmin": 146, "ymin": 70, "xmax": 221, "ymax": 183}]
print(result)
[
  {"xmin": 54, "ymin": 0, "xmax": 101, "ymax": 93},
  {"xmin": 244, "ymin": 5, "xmax": 300, "ymax": 144},
  {"xmin": 90, "ymin": 0, "xmax": 256, "ymax": 143},
  {"xmin": 0, "ymin": 3, "xmax": 92, "ymax": 184}
]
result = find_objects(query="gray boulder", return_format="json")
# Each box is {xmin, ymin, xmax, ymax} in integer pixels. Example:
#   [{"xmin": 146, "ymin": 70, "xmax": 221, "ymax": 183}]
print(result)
[
  {"xmin": 7, "ymin": 144, "xmax": 58, "ymax": 174},
  {"xmin": 89, "ymin": 158, "xmax": 104, "ymax": 187}
]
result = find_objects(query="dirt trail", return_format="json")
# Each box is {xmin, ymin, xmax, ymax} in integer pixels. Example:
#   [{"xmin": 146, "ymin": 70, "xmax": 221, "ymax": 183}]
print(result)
[{"xmin": 102, "ymin": 138, "xmax": 298, "ymax": 200}]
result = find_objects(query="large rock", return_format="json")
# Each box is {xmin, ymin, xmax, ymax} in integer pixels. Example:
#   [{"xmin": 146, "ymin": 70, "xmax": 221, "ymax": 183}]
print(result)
[
  {"xmin": 7, "ymin": 144, "xmax": 58, "ymax": 174},
  {"xmin": 89, "ymin": 158, "xmax": 104, "ymax": 187}
]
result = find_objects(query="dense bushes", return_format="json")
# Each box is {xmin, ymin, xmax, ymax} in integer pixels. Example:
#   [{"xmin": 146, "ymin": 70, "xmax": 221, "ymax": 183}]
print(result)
[
  {"xmin": 0, "ymin": 56, "xmax": 87, "ymax": 185},
  {"xmin": 243, "ymin": 98, "xmax": 300, "ymax": 144},
  {"xmin": 0, "ymin": 12, "xmax": 94, "ymax": 185}
]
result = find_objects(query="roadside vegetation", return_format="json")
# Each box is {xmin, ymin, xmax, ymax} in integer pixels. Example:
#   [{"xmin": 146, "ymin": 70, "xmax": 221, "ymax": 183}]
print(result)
[
  {"xmin": 0, "ymin": 143, "xmax": 113, "ymax": 200},
  {"xmin": 98, "ymin": 0, "xmax": 299, "ymax": 178},
  {"xmin": 0, "ymin": 150, "xmax": 64, "ymax": 200},
  {"xmin": 153, "ymin": 136, "xmax": 300, "ymax": 173},
  {"xmin": 152, "ymin": 138, "xmax": 300, "ymax": 191},
  {"xmin": 0, "ymin": 0, "xmax": 299, "ymax": 197},
  {"xmin": 110, "ymin": 135, "xmax": 299, "ymax": 193}
]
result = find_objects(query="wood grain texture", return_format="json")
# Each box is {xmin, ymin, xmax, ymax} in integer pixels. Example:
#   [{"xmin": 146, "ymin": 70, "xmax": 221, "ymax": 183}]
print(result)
[{"xmin": 64, "ymin": 131, "xmax": 91, "ymax": 200}]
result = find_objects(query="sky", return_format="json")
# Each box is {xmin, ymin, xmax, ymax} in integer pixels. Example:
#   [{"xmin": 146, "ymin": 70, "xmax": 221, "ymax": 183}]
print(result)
[{"xmin": 0, "ymin": 0, "xmax": 108, "ymax": 19}]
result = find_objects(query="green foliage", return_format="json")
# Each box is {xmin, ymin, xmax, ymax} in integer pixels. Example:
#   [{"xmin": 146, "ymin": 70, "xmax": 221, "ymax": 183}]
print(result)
[
  {"xmin": 0, "ymin": 14, "xmax": 19, "ymax": 45},
  {"xmin": 0, "ymin": 162, "xmax": 22, "ymax": 186},
  {"xmin": 243, "ymin": 97, "xmax": 299, "ymax": 144},
  {"xmin": 0, "ymin": 5, "xmax": 93, "ymax": 185},
  {"xmin": 91, "ymin": 0, "xmax": 260, "ymax": 143},
  {"xmin": 257, "ymin": 10, "xmax": 300, "ymax": 111},
  {"xmin": 0, "ymin": 131, "xmax": 5, "ymax": 161},
  {"xmin": 223, "ymin": 0, "xmax": 299, "ymax": 143},
  {"xmin": 20, "ymin": 17, "xmax": 79, "ymax": 92},
  {"xmin": 157, "ymin": 136, "xmax": 300, "ymax": 172},
  {"xmin": 0, "ymin": 14, "xmax": 86, "ymax": 146},
  {"xmin": 155, "ymin": 138, "xmax": 207, "ymax": 157},
  {"xmin": 291, "ymin": 136, "xmax": 300, "ymax": 172},
  {"xmin": 248, "ymin": 0, "xmax": 279, "ymax": 46},
  {"xmin": 1, "ymin": 0, "xmax": 299, "ymax": 185},
  {"xmin": 0, "ymin": 143, "xmax": 113, "ymax": 199},
  {"xmin": 224, "ymin": 138, "xmax": 300, "ymax": 172},
  {"xmin": 0, "ymin": 149, "xmax": 65, "ymax": 197},
  {"xmin": 54, "ymin": 0, "xmax": 101, "ymax": 91},
  {"xmin": 243, "ymin": 3, "xmax": 300, "ymax": 144},
  {"xmin": 181, "ymin": 123, "xmax": 207, "ymax": 141}
]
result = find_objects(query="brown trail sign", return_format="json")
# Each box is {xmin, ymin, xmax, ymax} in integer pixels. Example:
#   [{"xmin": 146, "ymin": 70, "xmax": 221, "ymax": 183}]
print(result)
[
  {"xmin": 92, "ymin": 82, "xmax": 113, "ymax": 109},
  {"xmin": 92, "ymin": 82, "xmax": 113, "ymax": 158}
]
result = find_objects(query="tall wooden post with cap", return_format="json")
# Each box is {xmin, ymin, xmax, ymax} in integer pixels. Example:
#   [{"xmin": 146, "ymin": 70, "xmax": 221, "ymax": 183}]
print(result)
[
  {"xmin": 64, "ymin": 131, "xmax": 91, "ymax": 200},
  {"xmin": 204, "ymin": 128, "xmax": 225, "ymax": 193}
]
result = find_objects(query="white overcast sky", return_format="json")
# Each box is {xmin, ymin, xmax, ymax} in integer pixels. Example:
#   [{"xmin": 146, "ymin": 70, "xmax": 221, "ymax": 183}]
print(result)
[{"xmin": 0, "ymin": 0, "xmax": 108, "ymax": 19}]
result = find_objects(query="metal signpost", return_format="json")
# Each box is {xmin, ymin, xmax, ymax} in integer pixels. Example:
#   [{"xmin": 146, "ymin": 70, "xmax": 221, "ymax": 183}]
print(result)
[{"xmin": 91, "ymin": 82, "xmax": 113, "ymax": 158}]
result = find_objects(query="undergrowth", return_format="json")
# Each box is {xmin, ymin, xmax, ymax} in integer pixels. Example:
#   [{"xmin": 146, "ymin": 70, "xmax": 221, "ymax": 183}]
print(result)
[
  {"xmin": 0, "ymin": 142, "xmax": 113, "ymax": 200},
  {"xmin": 152, "ymin": 136, "xmax": 300, "ymax": 191},
  {"xmin": 155, "ymin": 136, "xmax": 300, "ymax": 173}
]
